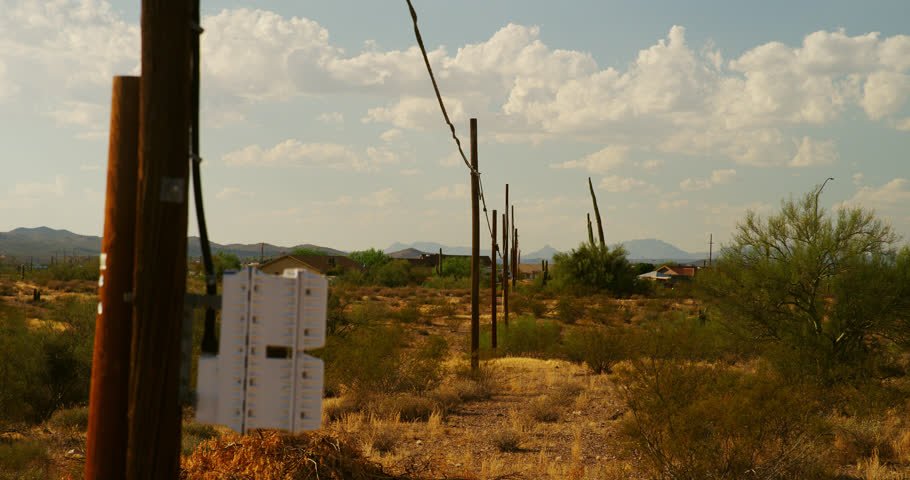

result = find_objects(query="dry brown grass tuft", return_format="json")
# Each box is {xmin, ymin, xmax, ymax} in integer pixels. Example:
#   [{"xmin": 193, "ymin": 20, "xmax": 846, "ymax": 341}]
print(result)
[
  {"xmin": 181, "ymin": 430, "xmax": 410, "ymax": 480},
  {"xmin": 490, "ymin": 429, "xmax": 522, "ymax": 452}
]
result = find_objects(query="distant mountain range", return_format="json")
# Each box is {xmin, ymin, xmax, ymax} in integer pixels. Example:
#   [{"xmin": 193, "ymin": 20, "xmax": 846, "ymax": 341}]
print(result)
[
  {"xmin": 386, "ymin": 239, "xmax": 708, "ymax": 264},
  {"xmin": 0, "ymin": 227, "xmax": 343, "ymax": 262},
  {"xmin": 0, "ymin": 226, "xmax": 707, "ymax": 265}
]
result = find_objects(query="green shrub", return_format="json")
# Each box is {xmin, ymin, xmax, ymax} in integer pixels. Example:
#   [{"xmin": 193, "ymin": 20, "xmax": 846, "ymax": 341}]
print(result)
[
  {"xmin": 371, "ymin": 260, "xmax": 411, "ymax": 287},
  {"xmin": 48, "ymin": 405, "xmax": 89, "ymax": 431},
  {"xmin": 483, "ymin": 315, "xmax": 562, "ymax": 358},
  {"xmin": 555, "ymin": 296, "xmax": 585, "ymax": 324},
  {"xmin": 551, "ymin": 243, "xmax": 639, "ymax": 295},
  {"xmin": 616, "ymin": 361, "xmax": 828, "ymax": 479},
  {"xmin": 698, "ymin": 188, "xmax": 910, "ymax": 383},
  {"xmin": 0, "ymin": 296, "xmax": 95, "ymax": 424},
  {"xmin": 348, "ymin": 248, "xmax": 390, "ymax": 269},
  {"xmin": 439, "ymin": 257, "xmax": 471, "ymax": 278},
  {"xmin": 562, "ymin": 327, "xmax": 627, "ymax": 374},
  {"xmin": 313, "ymin": 328, "xmax": 447, "ymax": 396},
  {"xmin": 421, "ymin": 275, "xmax": 471, "ymax": 290},
  {"xmin": 388, "ymin": 304, "xmax": 422, "ymax": 324}
]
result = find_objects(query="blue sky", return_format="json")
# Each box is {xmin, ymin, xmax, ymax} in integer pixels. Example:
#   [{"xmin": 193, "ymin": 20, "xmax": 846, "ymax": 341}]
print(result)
[{"xmin": 1, "ymin": 0, "xmax": 908, "ymax": 253}]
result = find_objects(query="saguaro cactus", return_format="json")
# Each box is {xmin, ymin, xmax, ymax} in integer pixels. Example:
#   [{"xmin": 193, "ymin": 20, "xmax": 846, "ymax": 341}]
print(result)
[
  {"xmin": 587, "ymin": 213, "xmax": 595, "ymax": 246},
  {"xmin": 588, "ymin": 177, "xmax": 605, "ymax": 248}
]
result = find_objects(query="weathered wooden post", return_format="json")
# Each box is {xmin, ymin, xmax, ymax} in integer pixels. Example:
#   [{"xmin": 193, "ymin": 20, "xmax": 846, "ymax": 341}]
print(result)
[
  {"xmin": 491, "ymin": 209, "xmax": 497, "ymax": 349},
  {"xmin": 127, "ymin": 1, "xmax": 191, "ymax": 477},
  {"xmin": 86, "ymin": 75, "xmax": 140, "ymax": 480},
  {"xmin": 502, "ymin": 211, "xmax": 509, "ymax": 327},
  {"xmin": 470, "ymin": 118, "xmax": 480, "ymax": 374}
]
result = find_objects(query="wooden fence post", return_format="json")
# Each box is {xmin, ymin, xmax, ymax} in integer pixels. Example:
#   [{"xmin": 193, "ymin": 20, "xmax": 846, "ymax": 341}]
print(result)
[
  {"xmin": 503, "ymin": 187, "xmax": 509, "ymax": 327},
  {"xmin": 470, "ymin": 118, "xmax": 480, "ymax": 374},
  {"xmin": 127, "ymin": 1, "xmax": 192, "ymax": 478},
  {"xmin": 491, "ymin": 209, "xmax": 497, "ymax": 349},
  {"xmin": 85, "ymin": 75, "xmax": 140, "ymax": 480}
]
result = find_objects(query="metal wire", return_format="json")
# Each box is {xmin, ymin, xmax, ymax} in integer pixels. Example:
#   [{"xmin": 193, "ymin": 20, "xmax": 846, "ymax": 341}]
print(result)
[{"xmin": 405, "ymin": 0, "xmax": 495, "ymax": 239}]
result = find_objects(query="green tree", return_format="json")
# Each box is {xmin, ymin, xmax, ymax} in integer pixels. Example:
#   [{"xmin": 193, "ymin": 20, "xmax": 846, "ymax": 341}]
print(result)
[
  {"xmin": 212, "ymin": 250, "xmax": 241, "ymax": 279},
  {"xmin": 699, "ymin": 186, "xmax": 909, "ymax": 381},
  {"xmin": 550, "ymin": 243, "xmax": 638, "ymax": 295},
  {"xmin": 348, "ymin": 248, "xmax": 390, "ymax": 269},
  {"xmin": 439, "ymin": 257, "xmax": 471, "ymax": 278}
]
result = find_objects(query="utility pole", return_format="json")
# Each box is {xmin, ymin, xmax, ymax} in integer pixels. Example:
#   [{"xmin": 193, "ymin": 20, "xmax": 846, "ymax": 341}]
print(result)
[
  {"xmin": 708, "ymin": 233, "xmax": 713, "ymax": 266},
  {"xmin": 86, "ymin": 76, "xmax": 140, "ymax": 480},
  {"xmin": 469, "ymin": 118, "xmax": 480, "ymax": 374},
  {"xmin": 471, "ymin": 118, "xmax": 480, "ymax": 373},
  {"xmin": 259, "ymin": 242, "xmax": 264, "ymax": 263},
  {"xmin": 127, "ymin": 1, "xmax": 192, "ymax": 478},
  {"xmin": 491, "ymin": 209, "xmax": 497, "ymax": 349},
  {"xmin": 502, "ymin": 186, "xmax": 509, "ymax": 327}
]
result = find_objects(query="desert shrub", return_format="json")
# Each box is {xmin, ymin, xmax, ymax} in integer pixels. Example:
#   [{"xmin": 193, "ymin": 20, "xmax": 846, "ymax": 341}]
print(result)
[
  {"xmin": 422, "ymin": 275, "xmax": 471, "ymax": 290},
  {"xmin": 32, "ymin": 258, "xmax": 100, "ymax": 282},
  {"xmin": 555, "ymin": 295, "xmax": 585, "ymax": 324},
  {"xmin": 831, "ymin": 414, "xmax": 910, "ymax": 466},
  {"xmin": 388, "ymin": 304, "xmax": 422, "ymax": 324},
  {"xmin": 562, "ymin": 327, "xmax": 628, "ymax": 374},
  {"xmin": 0, "ymin": 441, "xmax": 49, "ymax": 478},
  {"xmin": 508, "ymin": 293, "xmax": 529, "ymax": 315},
  {"xmin": 0, "ymin": 296, "xmax": 95, "ymax": 424},
  {"xmin": 635, "ymin": 310, "xmax": 745, "ymax": 364},
  {"xmin": 439, "ymin": 257, "xmax": 471, "ymax": 278},
  {"xmin": 368, "ymin": 429, "xmax": 400, "ymax": 454},
  {"xmin": 371, "ymin": 260, "xmax": 410, "ymax": 287},
  {"xmin": 491, "ymin": 429, "xmax": 522, "ymax": 452},
  {"xmin": 616, "ymin": 361, "xmax": 829, "ymax": 480},
  {"xmin": 525, "ymin": 381, "xmax": 584, "ymax": 423},
  {"xmin": 313, "ymin": 328, "xmax": 447, "ymax": 396},
  {"xmin": 48, "ymin": 405, "xmax": 89, "ymax": 431},
  {"xmin": 372, "ymin": 394, "xmax": 437, "ymax": 421},
  {"xmin": 485, "ymin": 315, "xmax": 562, "ymax": 358},
  {"xmin": 182, "ymin": 422, "xmax": 218, "ymax": 456},
  {"xmin": 698, "ymin": 188, "xmax": 910, "ymax": 383},
  {"xmin": 551, "ymin": 243, "xmax": 639, "ymax": 296}
]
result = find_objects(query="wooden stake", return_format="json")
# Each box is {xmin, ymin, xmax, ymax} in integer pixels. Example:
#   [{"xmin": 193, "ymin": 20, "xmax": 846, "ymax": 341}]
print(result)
[
  {"xmin": 503, "ymin": 187, "xmax": 509, "ymax": 327},
  {"xmin": 470, "ymin": 118, "xmax": 480, "ymax": 374},
  {"xmin": 128, "ymin": 1, "xmax": 191, "ymax": 477},
  {"xmin": 501, "ymin": 212, "xmax": 509, "ymax": 328},
  {"xmin": 491, "ymin": 209, "xmax": 497, "ymax": 349},
  {"xmin": 85, "ymin": 75, "xmax": 140, "ymax": 480}
]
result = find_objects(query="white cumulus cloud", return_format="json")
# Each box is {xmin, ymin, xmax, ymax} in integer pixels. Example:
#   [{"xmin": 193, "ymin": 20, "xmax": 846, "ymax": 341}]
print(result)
[
  {"xmin": 789, "ymin": 137, "xmax": 839, "ymax": 167},
  {"xmin": 551, "ymin": 145, "xmax": 629, "ymax": 173}
]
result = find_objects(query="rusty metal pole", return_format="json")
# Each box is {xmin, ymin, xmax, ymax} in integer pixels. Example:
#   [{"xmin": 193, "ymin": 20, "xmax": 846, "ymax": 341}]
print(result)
[
  {"xmin": 127, "ymin": 1, "xmax": 192, "ymax": 478},
  {"xmin": 470, "ymin": 118, "xmax": 480, "ymax": 374},
  {"xmin": 86, "ymin": 76, "xmax": 140, "ymax": 480},
  {"xmin": 502, "ymin": 211, "xmax": 509, "ymax": 327},
  {"xmin": 491, "ymin": 209, "xmax": 497, "ymax": 349}
]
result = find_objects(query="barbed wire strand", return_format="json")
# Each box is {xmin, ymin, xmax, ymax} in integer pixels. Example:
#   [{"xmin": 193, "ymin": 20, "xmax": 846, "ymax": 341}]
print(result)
[{"xmin": 405, "ymin": 0, "xmax": 495, "ymax": 240}]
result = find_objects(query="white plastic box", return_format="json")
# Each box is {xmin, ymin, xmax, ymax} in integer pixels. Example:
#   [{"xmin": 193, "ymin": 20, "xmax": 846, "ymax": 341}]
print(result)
[{"xmin": 196, "ymin": 266, "xmax": 327, "ymax": 433}]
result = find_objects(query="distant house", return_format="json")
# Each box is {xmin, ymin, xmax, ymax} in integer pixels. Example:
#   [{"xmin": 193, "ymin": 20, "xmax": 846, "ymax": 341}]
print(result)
[
  {"xmin": 637, "ymin": 264, "xmax": 699, "ymax": 285},
  {"xmin": 258, "ymin": 254, "xmax": 363, "ymax": 276},
  {"xmin": 518, "ymin": 263, "xmax": 544, "ymax": 280}
]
